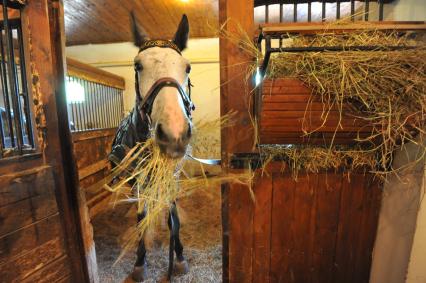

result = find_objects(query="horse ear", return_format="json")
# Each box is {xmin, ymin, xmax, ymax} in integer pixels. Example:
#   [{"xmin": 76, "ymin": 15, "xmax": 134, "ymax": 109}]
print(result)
[
  {"xmin": 130, "ymin": 12, "xmax": 148, "ymax": 47},
  {"xmin": 173, "ymin": 14, "xmax": 189, "ymax": 51}
]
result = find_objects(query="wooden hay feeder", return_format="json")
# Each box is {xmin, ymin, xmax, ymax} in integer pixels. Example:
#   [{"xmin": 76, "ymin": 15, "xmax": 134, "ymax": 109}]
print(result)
[
  {"xmin": 259, "ymin": 77, "xmax": 372, "ymax": 145},
  {"xmin": 255, "ymin": 22, "xmax": 426, "ymax": 146}
]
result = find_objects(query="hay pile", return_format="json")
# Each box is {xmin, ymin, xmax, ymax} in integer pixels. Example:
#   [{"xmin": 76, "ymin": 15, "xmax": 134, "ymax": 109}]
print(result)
[
  {"xmin": 261, "ymin": 26, "xmax": 426, "ymax": 175},
  {"xmin": 104, "ymin": 115, "xmax": 252, "ymax": 256}
]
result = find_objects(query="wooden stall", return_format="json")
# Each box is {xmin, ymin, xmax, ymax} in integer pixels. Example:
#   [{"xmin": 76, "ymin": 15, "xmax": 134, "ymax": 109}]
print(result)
[
  {"xmin": 219, "ymin": 1, "xmax": 424, "ymax": 282},
  {"xmin": 0, "ymin": 1, "xmax": 89, "ymax": 282},
  {"xmin": 66, "ymin": 58, "xmax": 125, "ymax": 218}
]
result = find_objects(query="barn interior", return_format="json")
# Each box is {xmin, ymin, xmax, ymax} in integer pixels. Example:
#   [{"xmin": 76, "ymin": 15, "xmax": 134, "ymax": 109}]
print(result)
[{"xmin": 0, "ymin": 1, "xmax": 425, "ymax": 283}]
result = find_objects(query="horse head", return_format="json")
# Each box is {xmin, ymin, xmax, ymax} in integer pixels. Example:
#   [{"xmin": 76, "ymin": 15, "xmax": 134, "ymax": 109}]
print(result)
[{"xmin": 131, "ymin": 13, "xmax": 193, "ymax": 159}]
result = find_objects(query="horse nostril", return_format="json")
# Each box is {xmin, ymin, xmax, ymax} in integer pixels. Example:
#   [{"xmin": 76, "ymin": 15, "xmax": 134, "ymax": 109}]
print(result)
[{"xmin": 156, "ymin": 124, "xmax": 168, "ymax": 142}]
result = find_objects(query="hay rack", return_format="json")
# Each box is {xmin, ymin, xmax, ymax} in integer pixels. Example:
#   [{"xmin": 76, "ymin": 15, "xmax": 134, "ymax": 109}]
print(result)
[{"xmin": 254, "ymin": 22, "xmax": 426, "ymax": 146}]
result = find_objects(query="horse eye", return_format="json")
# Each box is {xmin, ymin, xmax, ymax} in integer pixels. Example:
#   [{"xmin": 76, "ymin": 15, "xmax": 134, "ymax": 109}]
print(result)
[
  {"xmin": 134, "ymin": 62, "xmax": 143, "ymax": 71},
  {"xmin": 186, "ymin": 64, "xmax": 191, "ymax": 74}
]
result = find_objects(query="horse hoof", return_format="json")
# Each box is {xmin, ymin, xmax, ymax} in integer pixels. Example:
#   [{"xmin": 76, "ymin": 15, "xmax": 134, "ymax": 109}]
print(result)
[
  {"xmin": 131, "ymin": 263, "xmax": 148, "ymax": 282},
  {"xmin": 174, "ymin": 258, "xmax": 190, "ymax": 275}
]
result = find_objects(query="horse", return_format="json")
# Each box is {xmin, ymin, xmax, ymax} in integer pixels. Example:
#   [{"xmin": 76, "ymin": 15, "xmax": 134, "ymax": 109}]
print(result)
[{"xmin": 108, "ymin": 12, "xmax": 194, "ymax": 282}]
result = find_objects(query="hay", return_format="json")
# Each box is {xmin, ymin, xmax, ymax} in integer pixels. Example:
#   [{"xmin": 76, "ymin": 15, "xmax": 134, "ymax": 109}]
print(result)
[
  {"xmin": 104, "ymin": 114, "xmax": 253, "ymax": 258},
  {"xmin": 261, "ymin": 144, "xmax": 377, "ymax": 180},
  {"xmin": 267, "ymin": 30, "xmax": 426, "ymax": 172},
  {"xmin": 217, "ymin": 20, "xmax": 426, "ymax": 177}
]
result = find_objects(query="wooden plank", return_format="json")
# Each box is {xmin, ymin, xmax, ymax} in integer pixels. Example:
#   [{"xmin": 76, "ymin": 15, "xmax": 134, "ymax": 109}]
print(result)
[
  {"xmin": 67, "ymin": 58, "xmax": 125, "ymax": 89},
  {"xmin": 261, "ymin": 21, "xmax": 426, "ymax": 35},
  {"xmin": 252, "ymin": 174, "xmax": 272, "ymax": 283},
  {"xmin": 354, "ymin": 177, "xmax": 382, "ymax": 282},
  {"xmin": 78, "ymin": 159, "xmax": 109, "ymax": 180},
  {"xmin": 71, "ymin": 128, "xmax": 117, "ymax": 142},
  {"xmin": 0, "ymin": 213, "xmax": 62, "ymax": 265},
  {"xmin": 0, "ymin": 181, "xmax": 58, "ymax": 236},
  {"xmin": 228, "ymin": 182, "xmax": 254, "ymax": 283},
  {"xmin": 0, "ymin": 165, "xmax": 52, "ymax": 207},
  {"xmin": 333, "ymin": 174, "xmax": 367, "ymax": 283},
  {"xmin": 311, "ymin": 174, "xmax": 343, "ymax": 283},
  {"xmin": 0, "ymin": 237, "xmax": 66, "ymax": 282},
  {"xmin": 290, "ymin": 174, "xmax": 317, "ymax": 283},
  {"xmin": 21, "ymin": 255, "xmax": 72, "ymax": 283},
  {"xmin": 270, "ymin": 172, "xmax": 295, "ymax": 282},
  {"xmin": 219, "ymin": 0, "xmax": 255, "ymax": 282}
]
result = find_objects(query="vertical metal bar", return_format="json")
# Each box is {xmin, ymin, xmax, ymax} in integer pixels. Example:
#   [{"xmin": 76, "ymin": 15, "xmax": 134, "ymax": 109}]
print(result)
[
  {"xmin": 107, "ymin": 86, "xmax": 113, "ymax": 128},
  {"xmin": 100, "ymin": 84, "xmax": 106, "ymax": 128},
  {"xmin": 90, "ymin": 81, "xmax": 97, "ymax": 129},
  {"xmin": 85, "ymin": 81, "xmax": 95, "ymax": 130},
  {"xmin": 75, "ymin": 77, "xmax": 83, "ymax": 131},
  {"xmin": 378, "ymin": 0, "xmax": 384, "ymax": 21},
  {"xmin": 279, "ymin": 3, "xmax": 283, "ymax": 23},
  {"xmin": 322, "ymin": 0, "xmax": 326, "ymax": 22},
  {"xmin": 95, "ymin": 83, "xmax": 101, "ymax": 129},
  {"xmin": 115, "ymin": 88, "xmax": 120, "ymax": 125},
  {"xmin": 293, "ymin": 1, "xmax": 297, "ymax": 23},
  {"xmin": 265, "ymin": 4, "xmax": 269, "ymax": 23},
  {"xmin": 81, "ymin": 78, "xmax": 88, "ymax": 130},
  {"xmin": 351, "ymin": 0, "xmax": 355, "ymax": 21},
  {"xmin": 106, "ymin": 86, "xmax": 112, "ymax": 128},
  {"xmin": 120, "ymin": 89, "xmax": 124, "ymax": 120},
  {"xmin": 0, "ymin": 25, "xmax": 14, "ymax": 148},
  {"xmin": 2, "ymin": 1, "xmax": 23, "ymax": 151},
  {"xmin": 365, "ymin": 0, "xmax": 370, "ymax": 21},
  {"xmin": 308, "ymin": 0, "xmax": 312, "ymax": 22},
  {"xmin": 336, "ymin": 0, "xmax": 341, "ymax": 19},
  {"xmin": 17, "ymin": 24, "xmax": 33, "ymax": 147}
]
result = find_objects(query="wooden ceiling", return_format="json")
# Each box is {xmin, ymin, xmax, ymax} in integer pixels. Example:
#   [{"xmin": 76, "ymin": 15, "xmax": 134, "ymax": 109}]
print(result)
[{"xmin": 64, "ymin": 0, "xmax": 218, "ymax": 46}]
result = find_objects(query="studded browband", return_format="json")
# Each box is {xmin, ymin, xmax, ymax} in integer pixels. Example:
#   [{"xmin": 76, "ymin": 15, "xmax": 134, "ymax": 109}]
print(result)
[{"xmin": 139, "ymin": 40, "xmax": 182, "ymax": 55}]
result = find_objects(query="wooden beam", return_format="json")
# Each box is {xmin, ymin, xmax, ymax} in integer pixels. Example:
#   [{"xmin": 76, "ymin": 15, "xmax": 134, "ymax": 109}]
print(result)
[
  {"xmin": 219, "ymin": 0, "xmax": 255, "ymax": 282},
  {"xmin": 78, "ymin": 159, "xmax": 109, "ymax": 180},
  {"xmin": 260, "ymin": 21, "xmax": 426, "ymax": 35},
  {"xmin": 66, "ymin": 57, "xmax": 125, "ymax": 90}
]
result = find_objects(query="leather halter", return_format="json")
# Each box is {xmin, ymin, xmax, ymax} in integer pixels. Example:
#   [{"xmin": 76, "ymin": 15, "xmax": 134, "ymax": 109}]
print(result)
[{"xmin": 134, "ymin": 40, "xmax": 195, "ymax": 125}]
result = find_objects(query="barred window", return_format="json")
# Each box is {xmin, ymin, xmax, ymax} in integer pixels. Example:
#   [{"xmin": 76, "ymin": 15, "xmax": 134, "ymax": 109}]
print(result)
[{"xmin": 0, "ymin": 2, "xmax": 34, "ymax": 158}]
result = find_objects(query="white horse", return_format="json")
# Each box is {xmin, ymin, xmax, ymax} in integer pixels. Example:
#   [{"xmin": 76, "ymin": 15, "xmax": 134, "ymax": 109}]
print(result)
[{"xmin": 109, "ymin": 13, "xmax": 194, "ymax": 281}]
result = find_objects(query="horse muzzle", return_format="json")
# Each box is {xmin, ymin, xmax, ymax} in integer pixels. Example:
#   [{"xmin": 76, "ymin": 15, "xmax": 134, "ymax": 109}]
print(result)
[{"xmin": 155, "ymin": 123, "xmax": 191, "ymax": 159}]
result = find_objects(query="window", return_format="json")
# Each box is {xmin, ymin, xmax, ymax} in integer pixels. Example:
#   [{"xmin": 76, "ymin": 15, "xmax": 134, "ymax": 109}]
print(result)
[
  {"xmin": 0, "ymin": 2, "xmax": 34, "ymax": 158},
  {"xmin": 66, "ymin": 76, "xmax": 124, "ymax": 132}
]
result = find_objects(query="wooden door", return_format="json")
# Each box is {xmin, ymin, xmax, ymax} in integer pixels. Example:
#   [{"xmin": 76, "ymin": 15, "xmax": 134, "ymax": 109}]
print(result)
[
  {"xmin": 219, "ymin": 1, "xmax": 382, "ymax": 282},
  {"xmin": 0, "ymin": 1, "xmax": 89, "ymax": 282}
]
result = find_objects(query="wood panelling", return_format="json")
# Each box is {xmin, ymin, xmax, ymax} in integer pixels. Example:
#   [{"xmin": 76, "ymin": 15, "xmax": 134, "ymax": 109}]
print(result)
[
  {"xmin": 72, "ymin": 128, "xmax": 115, "ymax": 217},
  {"xmin": 247, "ymin": 168, "xmax": 382, "ymax": 283},
  {"xmin": 0, "ymin": 0, "xmax": 89, "ymax": 281},
  {"xmin": 67, "ymin": 58, "xmax": 125, "ymax": 89},
  {"xmin": 63, "ymin": 0, "xmax": 218, "ymax": 46},
  {"xmin": 259, "ymin": 78, "xmax": 372, "ymax": 145}
]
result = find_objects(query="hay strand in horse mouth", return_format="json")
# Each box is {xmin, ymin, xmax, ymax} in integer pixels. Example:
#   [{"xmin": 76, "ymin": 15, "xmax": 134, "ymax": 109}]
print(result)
[{"xmin": 104, "ymin": 113, "xmax": 253, "ymax": 260}]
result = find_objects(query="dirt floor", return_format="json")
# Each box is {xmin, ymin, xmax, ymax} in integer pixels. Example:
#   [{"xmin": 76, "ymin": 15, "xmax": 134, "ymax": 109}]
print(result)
[{"xmin": 92, "ymin": 186, "xmax": 222, "ymax": 283}]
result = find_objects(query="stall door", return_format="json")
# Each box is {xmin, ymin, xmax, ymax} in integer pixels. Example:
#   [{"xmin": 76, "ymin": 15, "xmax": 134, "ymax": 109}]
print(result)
[
  {"xmin": 219, "ymin": 1, "xmax": 382, "ymax": 282},
  {"xmin": 0, "ymin": 1, "xmax": 88, "ymax": 282}
]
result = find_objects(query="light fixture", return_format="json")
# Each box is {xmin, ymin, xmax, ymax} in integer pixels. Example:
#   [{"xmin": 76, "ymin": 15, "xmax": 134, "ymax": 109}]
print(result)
[
  {"xmin": 66, "ymin": 80, "xmax": 85, "ymax": 103},
  {"xmin": 180, "ymin": 0, "xmax": 190, "ymax": 2}
]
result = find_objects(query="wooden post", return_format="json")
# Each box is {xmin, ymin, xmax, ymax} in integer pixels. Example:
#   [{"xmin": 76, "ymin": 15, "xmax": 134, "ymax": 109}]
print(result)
[{"xmin": 219, "ymin": 0, "xmax": 255, "ymax": 282}]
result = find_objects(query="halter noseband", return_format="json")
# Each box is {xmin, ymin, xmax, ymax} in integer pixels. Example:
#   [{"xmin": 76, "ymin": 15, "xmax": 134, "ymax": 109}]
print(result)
[{"xmin": 135, "ymin": 40, "xmax": 195, "ymax": 125}]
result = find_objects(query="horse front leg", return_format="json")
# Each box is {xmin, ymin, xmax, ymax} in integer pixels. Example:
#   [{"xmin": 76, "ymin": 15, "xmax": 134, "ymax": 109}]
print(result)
[
  {"xmin": 132, "ymin": 210, "xmax": 148, "ymax": 282},
  {"xmin": 167, "ymin": 202, "xmax": 189, "ymax": 279}
]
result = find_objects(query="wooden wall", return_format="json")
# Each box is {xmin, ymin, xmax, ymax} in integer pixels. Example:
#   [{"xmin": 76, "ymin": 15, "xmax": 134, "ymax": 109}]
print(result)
[
  {"xmin": 0, "ymin": 166, "xmax": 74, "ymax": 282},
  {"xmin": 227, "ymin": 167, "xmax": 382, "ymax": 283},
  {"xmin": 0, "ymin": 1, "xmax": 88, "ymax": 282},
  {"xmin": 72, "ymin": 128, "xmax": 116, "ymax": 218}
]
